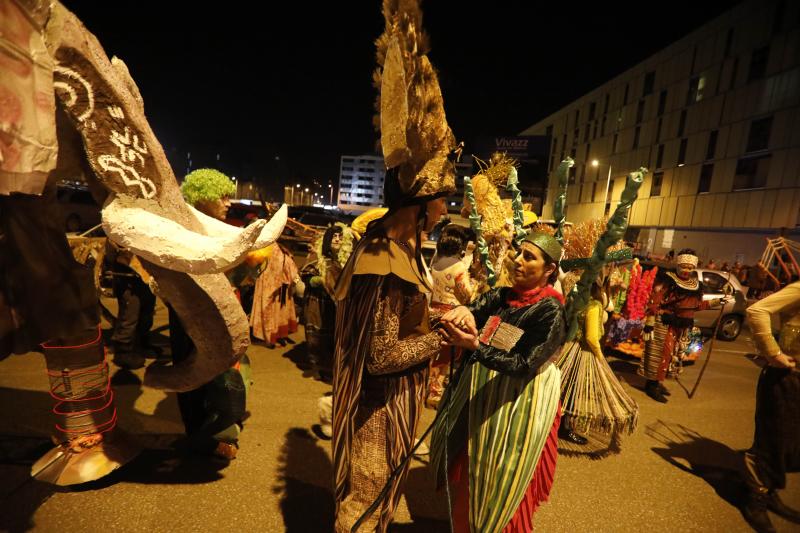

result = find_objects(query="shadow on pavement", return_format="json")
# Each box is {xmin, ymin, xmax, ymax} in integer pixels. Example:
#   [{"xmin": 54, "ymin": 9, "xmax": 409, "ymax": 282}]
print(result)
[
  {"xmin": 608, "ymin": 358, "xmax": 646, "ymax": 387},
  {"xmin": 400, "ymin": 464, "xmax": 449, "ymax": 532},
  {"xmin": 274, "ymin": 427, "xmax": 335, "ymax": 532},
  {"xmin": 274, "ymin": 427, "xmax": 449, "ymax": 532},
  {"xmin": 647, "ymin": 420, "xmax": 747, "ymax": 509},
  {"xmin": 0, "ymin": 372, "xmax": 226, "ymax": 532},
  {"xmin": 281, "ymin": 342, "xmax": 325, "ymax": 381}
]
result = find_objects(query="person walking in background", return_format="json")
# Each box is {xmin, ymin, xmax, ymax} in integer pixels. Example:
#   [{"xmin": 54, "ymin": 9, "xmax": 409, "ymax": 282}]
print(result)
[
  {"xmin": 250, "ymin": 243, "xmax": 301, "ymax": 349},
  {"xmin": 105, "ymin": 240, "xmax": 156, "ymax": 370},
  {"xmin": 741, "ymin": 281, "xmax": 800, "ymax": 532}
]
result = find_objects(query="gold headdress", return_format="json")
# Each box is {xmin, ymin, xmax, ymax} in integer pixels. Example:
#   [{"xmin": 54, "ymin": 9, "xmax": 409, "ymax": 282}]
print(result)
[{"xmin": 373, "ymin": 0, "xmax": 458, "ymax": 204}]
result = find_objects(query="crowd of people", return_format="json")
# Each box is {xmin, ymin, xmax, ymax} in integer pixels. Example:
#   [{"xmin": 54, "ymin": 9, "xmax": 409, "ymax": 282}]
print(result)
[{"xmin": 1, "ymin": 1, "xmax": 796, "ymax": 532}]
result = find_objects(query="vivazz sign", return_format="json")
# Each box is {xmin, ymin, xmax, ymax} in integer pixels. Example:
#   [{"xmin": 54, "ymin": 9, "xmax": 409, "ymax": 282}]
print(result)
[
  {"xmin": 474, "ymin": 135, "xmax": 550, "ymax": 192},
  {"xmin": 475, "ymin": 135, "xmax": 549, "ymax": 165}
]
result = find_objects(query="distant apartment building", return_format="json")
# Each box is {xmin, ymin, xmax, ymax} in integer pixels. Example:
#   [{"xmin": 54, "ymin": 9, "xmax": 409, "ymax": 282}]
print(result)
[
  {"xmin": 522, "ymin": 0, "xmax": 799, "ymax": 265},
  {"xmin": 337, "ymin": 155, "xmax": 385, "ymax": 214}
]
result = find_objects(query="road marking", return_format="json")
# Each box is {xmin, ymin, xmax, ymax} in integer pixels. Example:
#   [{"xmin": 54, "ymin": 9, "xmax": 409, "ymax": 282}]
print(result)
[{"xmin": 716, "ymin": 349, "xmax": 754, "ymax": 354}]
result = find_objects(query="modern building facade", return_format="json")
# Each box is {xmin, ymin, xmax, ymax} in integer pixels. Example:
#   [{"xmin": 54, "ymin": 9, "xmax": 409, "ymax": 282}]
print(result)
[
  {"xmin": 522, "ymin": 0, "xmax": 799, "ymax": 265},
  {"xmin": 337, "ymin": 155, "xmax": 385, "ymax": 214}
]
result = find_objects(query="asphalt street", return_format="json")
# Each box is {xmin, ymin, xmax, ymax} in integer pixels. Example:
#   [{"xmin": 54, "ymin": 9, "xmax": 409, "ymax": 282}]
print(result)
[{"xmin": 0, "ymin": 297, "xmax": 797, "ymax": 532}]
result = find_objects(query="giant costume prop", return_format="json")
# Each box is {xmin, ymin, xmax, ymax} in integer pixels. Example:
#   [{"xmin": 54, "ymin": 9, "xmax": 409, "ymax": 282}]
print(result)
[
  {"xmin": 554, "ymin": 170, "xmax": 644, "ymax": 452},
  {"xmin": 462, "ymin": 153, "xmax": 528, "ymax": 291},
  {"xmin": 741, "ymin": 281, "xmax": 800, "ymax": 532},
  {"xmin": 331, "ymin": 1, "xmax": 459, "ymax": 529},
  {"xmin": 430, "ymin": 232, "xmax": 566, "ymax": 533},
  {"xmin": 0, "ymin": 0, "xmax": 285, "ymax": 484}
]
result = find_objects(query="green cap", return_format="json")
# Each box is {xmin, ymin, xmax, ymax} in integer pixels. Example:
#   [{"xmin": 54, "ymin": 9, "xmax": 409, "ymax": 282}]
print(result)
[{"xmin": 522, "ymin": 232, "xmax": 562, "ymax": 263}]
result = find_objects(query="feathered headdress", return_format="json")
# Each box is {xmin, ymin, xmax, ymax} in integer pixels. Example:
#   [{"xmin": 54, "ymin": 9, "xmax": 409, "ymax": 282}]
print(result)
[{"xmin": 373, "ymin": 0, "xmax": 458, "ymax": 205}]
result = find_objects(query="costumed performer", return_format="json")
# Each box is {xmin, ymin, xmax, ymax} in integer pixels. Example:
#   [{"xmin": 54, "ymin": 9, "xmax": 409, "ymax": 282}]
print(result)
[
  {"xmin": 639, "ymin": 248, "xmax": 727, "ymax": 403},
  {"xmin": 331, "ymin": 0, "xmax": 461, "ymax": 529},
  {"xmin": 556, "ymin": 277, "xmax": 638, "ymax": 449},
  {"xmin": 303, "ymin": 224, "xmax": 354, "ymax": 378},
  {"xmin": 430, "ymin": 232, "xmax": 566, "ymax": 533},
  {"xmin": 554, "ymin": 169, "xmax": 644, "ymax": 450},
  {"xmin": 303, "ymin": 224, "xmax": 356, "ymax": 438},
  {"xmin": 170, "ymin": 168, "xmax": 250, "ymax": 459},
  {"xmin": 250, "ymin": 241, "xmax": 300, "ymax": 348},
  {"xmin": 741, "ymin": 280, "xmax": 800, "ymax": 532},
  {"xmin": 0, "ymin": 6, "xmax": 138, "ymax": 482}
]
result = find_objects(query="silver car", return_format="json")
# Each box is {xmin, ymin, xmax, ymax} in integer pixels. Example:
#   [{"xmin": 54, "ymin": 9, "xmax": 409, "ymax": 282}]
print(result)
[
  {"xmin": 693, "ymin": 268, "xmax": 748, "ymax": 341},
  {"xmin": 639, "ymin": 260, "xmax": 748, "ymax": 341}
]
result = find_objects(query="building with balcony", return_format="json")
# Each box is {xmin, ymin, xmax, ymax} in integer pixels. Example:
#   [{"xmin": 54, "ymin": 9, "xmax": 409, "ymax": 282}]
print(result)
[
  {"xmin": 521, "ymin": 0, "xmax": 799, "ymax": 265},
  {"xmin": 337, "ymin": 155, "xmax": 385, "ymax": 214}
]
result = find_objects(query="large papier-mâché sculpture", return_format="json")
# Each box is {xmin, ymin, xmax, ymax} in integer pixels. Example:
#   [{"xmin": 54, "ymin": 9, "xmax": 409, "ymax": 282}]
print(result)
[{"xmin": 0, "ymin": 0, "xmax": 286, "ymax": 483}]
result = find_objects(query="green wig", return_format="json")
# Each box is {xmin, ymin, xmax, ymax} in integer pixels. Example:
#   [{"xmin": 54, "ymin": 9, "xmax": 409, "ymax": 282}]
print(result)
[{"xmin": 181, "ymin": 168, "xmax": 236, "ymax": 206}]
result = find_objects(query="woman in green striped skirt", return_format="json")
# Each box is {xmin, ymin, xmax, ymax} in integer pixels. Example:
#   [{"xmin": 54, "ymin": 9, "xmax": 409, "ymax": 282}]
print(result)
[{"xmin": 431, "ymin": 232, "xmax": 567, "ymax": 533}]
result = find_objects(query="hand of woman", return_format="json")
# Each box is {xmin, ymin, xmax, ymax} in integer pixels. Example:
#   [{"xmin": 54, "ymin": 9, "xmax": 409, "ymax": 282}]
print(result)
[
  {"xmin": 441, "ymin": 306, "xmax": 478, "ymax": 335},
  {"xmin": 439, "ymin": 321, "xmax": 479, "ymax": 351}
]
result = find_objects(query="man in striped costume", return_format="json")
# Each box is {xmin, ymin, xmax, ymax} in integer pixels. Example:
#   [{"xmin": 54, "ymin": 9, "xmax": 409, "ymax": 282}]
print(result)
[{"xmin": 331, "ymin": 1, "xmax": 460, "ymax": 530}]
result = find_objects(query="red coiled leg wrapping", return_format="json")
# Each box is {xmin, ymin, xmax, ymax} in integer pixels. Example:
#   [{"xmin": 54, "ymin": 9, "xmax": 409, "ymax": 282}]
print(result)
[{"xmin": 42, "ymin": 328, "xmax": 116, "ymax": 442}]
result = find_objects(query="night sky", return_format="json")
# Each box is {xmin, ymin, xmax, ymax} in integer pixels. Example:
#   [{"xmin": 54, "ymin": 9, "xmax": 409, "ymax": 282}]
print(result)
[{"xmin": 64, "ymin": 1, "xmax": 741, "ymax": 200}]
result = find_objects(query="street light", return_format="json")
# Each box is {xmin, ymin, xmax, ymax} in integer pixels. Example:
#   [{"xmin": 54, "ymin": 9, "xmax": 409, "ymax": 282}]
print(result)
[
  {"xmin": 328, "ymin": 183, "xmax": 333, "ymax": 206},
  {"xmin": 592, "ymin": 159, "xmax": 613, "ymax": 217}
]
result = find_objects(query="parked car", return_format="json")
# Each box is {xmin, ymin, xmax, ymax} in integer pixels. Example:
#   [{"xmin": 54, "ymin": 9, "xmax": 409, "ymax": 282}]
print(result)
[
  {"xmin": 694, "ymin": 268, "xmax": 748, "ymax": 341},
  {"xmin": 225, "ymin": 201, "xmax": 268, "ymax": 227},
  {"xmin": 287, "ymin": 206, "xmax": 352, "ymax": 229},
  {"xmin": 57, "ymin": 185, "xmax": 101, "ymax": 233},
  {"xmin": 640, "ymin": 260, "xmax": 747, "ymax": 341}
]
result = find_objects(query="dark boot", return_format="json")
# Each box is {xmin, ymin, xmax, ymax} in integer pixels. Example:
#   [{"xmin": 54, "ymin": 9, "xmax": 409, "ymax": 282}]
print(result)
[
  {"xmin": 766, "ymin": 490, "xmax": 800, "ymax": 523},
  {"xmin": 742, "ymin": 489, "xmax": 776, "ymax": 533},
  {"xmin": 645, "ymin": 380, "xmax": 668, "ymax": 403},
  {"xmin": 659, "ymin": 383, "xmax": 671, "ymax": 396},
  {"xmin": 112, "ymin": 343, "xmax": 145, "ymax": 370},
  {"xmin": 558, "ymin": 426, "xmax": 588, "ymax": 445}
]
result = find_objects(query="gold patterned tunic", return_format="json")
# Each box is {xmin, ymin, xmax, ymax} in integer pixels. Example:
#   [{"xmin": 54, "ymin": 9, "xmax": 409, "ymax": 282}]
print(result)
[{"xmin": 332, "ymin": 235, "xmax": 441, "ymax": 532}]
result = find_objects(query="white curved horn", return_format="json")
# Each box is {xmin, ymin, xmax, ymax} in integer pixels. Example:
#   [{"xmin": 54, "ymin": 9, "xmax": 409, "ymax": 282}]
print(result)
[
  {"xmin": 187, "ymin": 203, "xmax": 288, "ymax": 250},
  {"xmin": 102, "ymin": 195, "xmax": 266, "ymax": 274}
]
